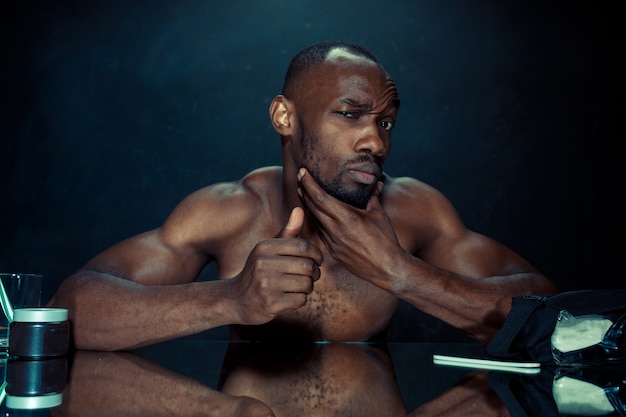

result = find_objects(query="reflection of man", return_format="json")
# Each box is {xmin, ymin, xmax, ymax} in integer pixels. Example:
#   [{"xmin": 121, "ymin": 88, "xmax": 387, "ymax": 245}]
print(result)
[
  {"xmin": 220, "ymin": 343, "xmax": 407, "ymax": 416},
  {"xmin": 53, "ymin": 350, "xmax": 276, "ymax": 417},
  {"xmin": 49, "ymin": 41, "xmax": 557, "ymax": 350},
  {"xmin": 54, "ymin": 345, "xmax": 509, "ymax": 417}
]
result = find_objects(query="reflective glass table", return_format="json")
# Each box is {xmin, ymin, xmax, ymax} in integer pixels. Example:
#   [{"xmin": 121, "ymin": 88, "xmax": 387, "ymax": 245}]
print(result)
[{"xmin": 2, "ymin": 334, "xmax": 625, "ymax": 417}]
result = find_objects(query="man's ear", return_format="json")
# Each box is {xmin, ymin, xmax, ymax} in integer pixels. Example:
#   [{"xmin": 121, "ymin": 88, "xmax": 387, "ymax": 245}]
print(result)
[{"xmin": 269, "ymin": 95, "xmax": 293, "ymax": 135}]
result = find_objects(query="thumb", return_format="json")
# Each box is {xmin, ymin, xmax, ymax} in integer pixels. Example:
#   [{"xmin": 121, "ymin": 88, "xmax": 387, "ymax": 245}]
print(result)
[{"xmin": 276, "ymin": 207, "xmax": 304, "ymax": 238}]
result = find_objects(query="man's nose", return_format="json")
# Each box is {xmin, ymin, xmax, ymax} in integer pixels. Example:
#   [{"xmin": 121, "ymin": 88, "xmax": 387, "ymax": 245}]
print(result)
[{"xmin": 354, "ymin": 122, "xmax": 387, "ymax": 156}]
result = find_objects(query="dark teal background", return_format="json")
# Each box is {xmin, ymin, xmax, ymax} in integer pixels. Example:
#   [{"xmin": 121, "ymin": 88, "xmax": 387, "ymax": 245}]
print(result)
[{"xmin": 1, "ymin": 0, "xmax": 623, "ymax": 307}]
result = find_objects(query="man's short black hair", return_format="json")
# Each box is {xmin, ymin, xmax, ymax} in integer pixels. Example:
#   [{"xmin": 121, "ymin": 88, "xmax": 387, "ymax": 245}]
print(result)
[{"xmin": 282, "ymin": 41, "xmax": 381, "ymax": 98}]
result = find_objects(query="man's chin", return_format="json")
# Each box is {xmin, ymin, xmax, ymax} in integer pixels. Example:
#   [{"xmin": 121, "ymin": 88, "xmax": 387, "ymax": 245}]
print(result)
[
  {"xmin": 326, "ymin": 186, "xmax": 373, "ymax": 209},
  {"xmin": 310, "ymin": 170, "xmax": 374, "ymax": 209}
]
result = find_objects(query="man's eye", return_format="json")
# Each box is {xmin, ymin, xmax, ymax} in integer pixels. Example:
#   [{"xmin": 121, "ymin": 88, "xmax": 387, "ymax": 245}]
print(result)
[
  {"xmin": 379, "ymin": 120, "xmax": 394, "ymax": 131},
  {"xmin": 339, "ymin": 111, "xmax": 359, "ymax": 119}
]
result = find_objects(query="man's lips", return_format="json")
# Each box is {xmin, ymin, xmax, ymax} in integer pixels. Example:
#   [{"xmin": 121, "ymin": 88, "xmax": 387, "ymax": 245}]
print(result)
[{"xmin": 347, "ymin": 164, "xmax": 381, "ymax": 185}]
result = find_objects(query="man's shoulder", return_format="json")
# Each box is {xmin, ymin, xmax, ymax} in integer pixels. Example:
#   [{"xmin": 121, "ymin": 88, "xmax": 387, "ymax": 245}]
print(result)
[
  {"xmin": 383, "ymin": 175, "xmax": 445, "ymax": 205},
  {"xmin": 182, "ymin": 166, "xmax": 282, "ymax": 211},
  {"xmin": 240, "ymin": 166, "xmax": 283, "ymax": 193},
  {"xmin": 162, "ymin": 167, "xmax": 282, "ymax": 241},
  {"xmin": 382, "ymin": 175, "xmax": 460, "ymax": 237}
]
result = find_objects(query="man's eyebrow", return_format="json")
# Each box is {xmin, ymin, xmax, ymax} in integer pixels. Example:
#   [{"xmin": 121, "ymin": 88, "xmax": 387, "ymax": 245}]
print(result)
[
  {"xmin": 340, "ymin": 98, "xmax": 400, "ymax": 113},
  {"xmin": 340, "ymin": 98, "xmax": 371, "ymax": 110}
]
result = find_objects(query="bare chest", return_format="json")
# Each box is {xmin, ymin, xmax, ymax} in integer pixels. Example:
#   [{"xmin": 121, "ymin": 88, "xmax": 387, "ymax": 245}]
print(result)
[
  {"xmin": 286, "ymin": 264, "xmax": 398, "ymax": 340},
  {"xmin": 222, "ymin": 250, "xmax": 399, "ymax": 341},
  {"xmin": 213, "ymin": 214, "xmax": 404, "ymax": 341}
]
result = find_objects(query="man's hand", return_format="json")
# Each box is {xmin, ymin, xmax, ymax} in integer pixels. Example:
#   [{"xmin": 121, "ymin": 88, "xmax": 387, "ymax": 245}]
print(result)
[
  {"xmin": 297, "ymin": 168, "xmax": 405, "ymax": 291},
  {"xmin": 231, "ymin": 207, "xmax": 323, "ymax": 325}
]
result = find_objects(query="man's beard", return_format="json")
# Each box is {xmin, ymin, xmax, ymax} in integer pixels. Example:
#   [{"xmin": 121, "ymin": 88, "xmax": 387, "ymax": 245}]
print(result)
[{"xmin": 300, "ymin": 129, "xmax": 378, "ymax": 209}]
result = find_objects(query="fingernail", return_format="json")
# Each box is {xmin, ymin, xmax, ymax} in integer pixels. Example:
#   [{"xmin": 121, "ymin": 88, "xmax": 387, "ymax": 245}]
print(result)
[{"xmin": 298, "ymin": 168, "xmax": 306, "ymax": 180}]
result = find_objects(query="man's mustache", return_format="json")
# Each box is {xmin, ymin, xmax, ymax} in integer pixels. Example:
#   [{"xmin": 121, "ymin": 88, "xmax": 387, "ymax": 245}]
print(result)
[{"xmin": 343, "ymin": 154, "xmax": 383, "ymax": 170}]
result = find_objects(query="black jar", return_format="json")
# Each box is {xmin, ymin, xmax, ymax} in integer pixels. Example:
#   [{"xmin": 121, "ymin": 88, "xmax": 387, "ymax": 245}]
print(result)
[
  {"xmin": 5, "ymin": 356, "xmax": 68, "ymax": 410},
  {"xmin": 8, "ymin": 308, "xmax": 70, "ymax": 358}
]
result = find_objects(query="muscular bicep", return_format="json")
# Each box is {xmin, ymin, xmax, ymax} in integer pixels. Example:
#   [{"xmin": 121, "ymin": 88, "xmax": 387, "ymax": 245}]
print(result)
[
  {"xmin": 78, "ymin": 181, "xmax": 257, "ymax": 286},
  {"xmin": 422, "ymin": 229, "xmax": 537, "ymax": 279},
  {"xmin": 79, "ymin": 186, "xmax": 227, "ymax": 285},
  {"xmin": 407, "ymin": 183, "xmax": 536, "ymax": 279},
  {"xmin": 82, "ymin": 228, "xmax": 209, "ymax": 286}
]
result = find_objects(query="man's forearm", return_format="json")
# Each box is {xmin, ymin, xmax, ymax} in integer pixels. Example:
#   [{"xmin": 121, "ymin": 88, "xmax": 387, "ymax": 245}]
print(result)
[
  {"xmin": 48, "ymin": 271, "xmax": 238, "ymax": 351},
  {"xmin": 387, "ymin": 252, "xmax": 556, "ymax": 343}
]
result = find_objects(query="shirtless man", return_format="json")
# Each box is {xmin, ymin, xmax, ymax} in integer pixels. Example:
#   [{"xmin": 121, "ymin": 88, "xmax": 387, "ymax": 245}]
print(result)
[{"xmin": 48, "ymin": 41, "xmax": 557, "ymax": 351}]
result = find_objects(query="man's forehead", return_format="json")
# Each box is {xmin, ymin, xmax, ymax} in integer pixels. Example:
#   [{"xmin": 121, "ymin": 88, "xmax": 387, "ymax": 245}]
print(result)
[
  {"xmin": 292, "ymin": 47, "xmax": 398, "ymax": 110},
  {"xmin": 322, "ymin": 49, "xmax": 398, "ymax": 105}
]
